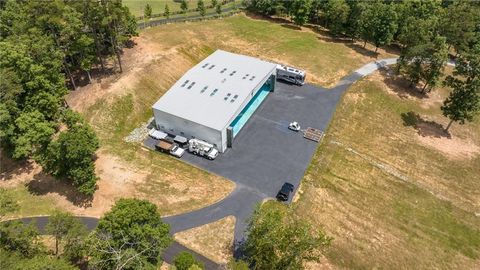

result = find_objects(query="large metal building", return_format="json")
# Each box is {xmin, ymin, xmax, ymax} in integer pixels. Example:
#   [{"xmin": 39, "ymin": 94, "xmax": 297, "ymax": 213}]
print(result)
[{"xmin": 152, "ymin": 50, "xmax": 277, "ymax": 152}]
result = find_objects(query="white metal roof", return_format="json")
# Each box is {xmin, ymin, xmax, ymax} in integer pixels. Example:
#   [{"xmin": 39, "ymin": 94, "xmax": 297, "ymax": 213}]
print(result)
[{"xmin": 152, "ymin": 50, "xmax": 277, "ymax": 131}]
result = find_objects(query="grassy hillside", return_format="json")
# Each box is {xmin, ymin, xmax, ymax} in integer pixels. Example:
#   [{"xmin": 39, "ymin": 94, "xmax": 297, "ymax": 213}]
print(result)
[
  {"xmin": 141, "ymin": 13, "xmax": 396, "ymax": 87},
  {"xmin": 295, "ymin": 69, "xmax": 480, "ymax": 269}
]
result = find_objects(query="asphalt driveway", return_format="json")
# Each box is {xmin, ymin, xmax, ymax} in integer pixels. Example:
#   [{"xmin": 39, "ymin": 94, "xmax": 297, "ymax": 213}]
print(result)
[{"xmin": 180, "ymin": 81, "xmax": 342, "ymax": 200}]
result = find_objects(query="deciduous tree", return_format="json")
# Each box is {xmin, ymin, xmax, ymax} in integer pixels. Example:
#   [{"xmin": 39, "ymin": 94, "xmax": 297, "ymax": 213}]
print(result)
[
  {"xmin": 291, "ymin": 0, "xmax": 312, "ymax": 26},
  {"xmin": 164, "ymin": 4, "xmax": 170, "ymax": 19},
  {"xmin": 244, "ymin": 201, "xmax": 331, "ymax": 270},
  {"xmin": 181, "ymin": 0, "xmax": 188, "ymax": 14},
  {"xmin": 45, "ymin": 211, "xmax": 87, "ymax": 259},
  {"xmin": 442, "ymin": 44, "xmax": 480, "ymax": 131},
  {"xmin": 198, "ymin": 0, "xmax": 206, "ymax": 17},
  {"xmin": 87, "ymin": 199, "xmax": 171, "ymax": 270}
]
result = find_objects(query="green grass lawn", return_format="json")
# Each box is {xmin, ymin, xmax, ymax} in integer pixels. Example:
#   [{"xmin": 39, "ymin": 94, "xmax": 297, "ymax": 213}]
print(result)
[
  {"xmin": 2, "ymin": 186, "xmax": 59, "ymax": 219},
  {"xmin": 124, "ymin": 0, "xmax": 237, "ymax": 17},
  {"xmin": 294, "ymin": 71, "xmax": 480, "ymax": 269},
  {"xmin": 124, "ymin": 0, "xmax": 198, "ymax": 17}
]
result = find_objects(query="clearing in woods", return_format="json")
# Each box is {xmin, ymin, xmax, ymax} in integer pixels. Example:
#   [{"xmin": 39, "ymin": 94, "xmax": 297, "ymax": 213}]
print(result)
[{"xmin": 2, "ymin": 13, "xmax": 395, "ymax": 219}]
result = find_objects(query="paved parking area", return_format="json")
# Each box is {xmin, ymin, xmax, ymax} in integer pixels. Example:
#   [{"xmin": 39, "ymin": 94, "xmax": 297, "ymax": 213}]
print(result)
[{"xmin": 175, "ymin": 82, "xmax": 343, "ymax": 200}]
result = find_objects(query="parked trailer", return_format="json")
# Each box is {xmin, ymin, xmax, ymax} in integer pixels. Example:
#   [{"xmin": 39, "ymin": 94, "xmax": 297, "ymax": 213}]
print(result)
[
  {"xmin": 155, "ymin": 138, "xmax": 185, "ymax": 158},
  {"xmin": 188, "ymin": 139, "xmax": 219, "ymax": 160},
  {"xmin": 276, "ymin": 65, "xmax": 306, "ymax": 85}
]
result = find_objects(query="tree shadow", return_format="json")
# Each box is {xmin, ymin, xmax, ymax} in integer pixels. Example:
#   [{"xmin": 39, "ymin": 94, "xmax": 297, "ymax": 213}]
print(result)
[
  {"xmin": 377, "ymin": 68, "xmax": 429, "ymax": 100},
  {"xmin": 0, "ymin": 153, "xmax": 35, "ymax": 182},
  {"xmin": 346, "ymin": 43, "xmax": 379, "ymax": 58},
  {"xmin": 244, "ymin": 11, "xmax": 291, "ymax": 24},
  {"xmin": 280, "ymin": 23, "xmax": 301, "ymax": 31},
  {"xmin": 26, "ymin": 171, "xmax": 93, "ymax": 208},
  {"xmin": 316, "ymin": 35, "xmax": 353, "ymax": 44},
  {"xmin": 401, "ymin": 111, "xmax": 451, "ymax": 138}
]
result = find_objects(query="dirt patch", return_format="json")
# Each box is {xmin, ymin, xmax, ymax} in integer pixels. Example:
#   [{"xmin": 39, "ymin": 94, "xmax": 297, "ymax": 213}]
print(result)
[
  {"xmin": 372, "ymin": 69, "xmax": 448, "ymax": 109},
  {"xmin": 417, "ymin": 134, "xmax": 480, "ymax": 160},
  {"xmin": 66, "ymin": 35, "xmax": 167, "ymax": 113},
  {"xmin": 174, "ymin": 216, "xmax": 236, "ymax": 264}
]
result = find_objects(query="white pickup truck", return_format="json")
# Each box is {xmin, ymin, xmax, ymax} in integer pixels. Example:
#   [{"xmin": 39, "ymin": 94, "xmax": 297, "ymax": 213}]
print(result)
[{"xmin": 188, "ymin": 139, "xmax": 219, "ymax": 160}]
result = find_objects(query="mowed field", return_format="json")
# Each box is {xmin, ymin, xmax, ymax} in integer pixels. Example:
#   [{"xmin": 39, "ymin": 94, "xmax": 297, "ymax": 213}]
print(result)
[
  {"xmin": 295, "ymin": 68, "xmax": 480, "ymax": 269},
  {"xmin": 123, "ymin": 0, "xmax": 200, "ymax": 17}
]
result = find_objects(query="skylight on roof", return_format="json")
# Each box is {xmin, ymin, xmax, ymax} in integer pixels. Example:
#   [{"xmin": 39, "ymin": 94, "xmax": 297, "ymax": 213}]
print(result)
[
  {"xmin": 210, "ymin": 89, "xmax": 218, "ymax": 97},
  {"xmin": 230, "ymin": 94, "xmax": 239, "ymax": 103},
  {"xmin": 187, "ymin": 82, "xmax": 196, "ymax": 89},
  {"xmin": 181, "ymin": 80, "xmax": 190, "ymax": 87}
]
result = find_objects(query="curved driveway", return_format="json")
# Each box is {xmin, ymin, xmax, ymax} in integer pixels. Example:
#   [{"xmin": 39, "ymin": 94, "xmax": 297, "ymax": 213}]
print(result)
[{"xmin": 5, "ymin": 58, "xmax": 401, "ymax": 270}]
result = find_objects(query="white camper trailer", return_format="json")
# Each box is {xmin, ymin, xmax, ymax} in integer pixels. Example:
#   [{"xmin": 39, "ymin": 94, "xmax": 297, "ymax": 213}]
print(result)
[{"xmin": 276, "ymin": 65, "xmax": 306, "ymax": 85}]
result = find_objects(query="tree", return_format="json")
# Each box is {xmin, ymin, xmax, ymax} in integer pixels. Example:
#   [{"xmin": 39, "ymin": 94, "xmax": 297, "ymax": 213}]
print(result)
[
  {"xmin": 324, "ymin": 0, "xmax": 350, "ymax": 36},
  {"xmin": 198, "ymin": 0, "xmax": 206, "ymax": 17},
  {"xmin": 0, "ymin": 221, "xmax": 44, "ymax": 258},
  {"xmin": 87, "ymin": 199, "xmax": 171, "ymax": 270},
  {"xmin": 441, "ymin": 44, "xmax": 480, "ymax": 131},
  {"xmin": 14, "ymin": 255, "xmax": 78, "ymax": 270},
  {"xmin": 0, "ymin": 250, "xmax": 78, "ymax": 270},
  {"xmin": 41, "ymin": 123, "xmax": 99, "ymax": 195},
  {"xmin": 397, "ymin": 36, "xmax": 449, "ymax": 93},
  {"xmin": 164, "ymin": 4, "xmax": 170, "ymax": 19},
  {"xmin": 45, "ymin": 211, "xmax": 87, "ymax": 259},
  {"xmin": 12, "ymin": 111, "xmax": 56, "ymax": 159},
  {"xmin": 244, "ymin": 201, "xmax": 332, "ymax": 269},
  {"xmin": 227, "ymin": 259, "xmax": 250, "ymax": 270},
  {"xmin": 144, "ymin": 3, "xmax": 152, "ymax": 19},
  {"xmin": 181, "ymin": 0, "xmax": 188, "ymax": 14},
  {"xmin": 344, "ymin": 0, "xmax": 364, "ymax": 41},
  {"xmin": 211, "ymin": 0, "xmax": 218, "ymax": 8},
  {"xmin": 441, "ymin": 81, "xmax": 480, "ymax": 131},
  {"xmin": 440, "ymin": 0, "xmax": 479, "ymax": 54},
  {"xmin": 216, "ymin": 3, "xmax": 222, "ymax": 15},
  {"xmin": 359, "ymin": 1, "xmax": 398, "ymax": 52},
  {"xmin": 174, "ymin": 251, "xmax": 204, "ymax": 270},
  {"xmin": 0, "ymin": 188, "xmax": 19, "ymax": 220},
  {"xmin": 291, "ymin": 0, "xmax": 312, "ymax": 26}
]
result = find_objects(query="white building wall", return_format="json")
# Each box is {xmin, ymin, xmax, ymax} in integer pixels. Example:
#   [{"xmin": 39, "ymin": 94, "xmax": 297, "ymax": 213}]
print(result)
[{"xmin": 153, "ymin": 109, "xmax": 224, "ymax": 152}]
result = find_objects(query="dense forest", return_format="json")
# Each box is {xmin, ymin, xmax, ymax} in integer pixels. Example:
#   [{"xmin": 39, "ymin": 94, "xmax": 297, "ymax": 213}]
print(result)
[
  {"xmin": 0, "ymin": 0, "xmax": 137, "ymax": 195},
  {"xmin": 245, "ymin": 0, "xmax": 480, "ymax": 128}
]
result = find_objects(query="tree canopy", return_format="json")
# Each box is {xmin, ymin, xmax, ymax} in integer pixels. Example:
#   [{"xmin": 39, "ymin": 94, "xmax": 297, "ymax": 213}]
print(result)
[
  {"xmin": 244, "ymin": 201, "xmax": 332, "ymax": 270},
  {"xmin": 87, "ymin": 198, "xmax": 171, "ymax": 270}
]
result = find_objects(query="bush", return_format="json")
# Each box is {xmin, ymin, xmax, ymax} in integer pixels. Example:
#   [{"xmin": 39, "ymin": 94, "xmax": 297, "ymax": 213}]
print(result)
[{"xmin": 173, "ymin": 251, "xmax": 204, "ymax": 270}]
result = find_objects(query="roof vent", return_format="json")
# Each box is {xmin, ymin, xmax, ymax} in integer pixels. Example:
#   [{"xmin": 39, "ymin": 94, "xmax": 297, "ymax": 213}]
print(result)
[
  {"xmin": 201, "ymin": 63, "xmax": 209, "ymax": 68},
  {"xmin": 208, "ymin": 64, "xmax": 216, "ymax": 70},
  {"xmin": 249, "ymin": 76, "xmax": 256, "ymax": 81},
  {"xmin": 220, "ymin": 68, "xmax": 227, "ymax": 74},
  {"xmin": 187, "ymin": 82, "xmax": 196, "ymax": 89},
  {"xmin": 200, "ymin": 86, "xmax": 208, "ymax": 93},
  {"xmin": 229, "ymin": 71, "xmax": 237, "ymax": 76},
  {"xmin": 181, "ymin": 80, "xmax": 190, "ymax": 87}
]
